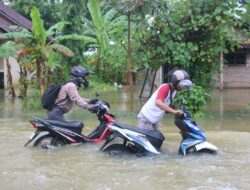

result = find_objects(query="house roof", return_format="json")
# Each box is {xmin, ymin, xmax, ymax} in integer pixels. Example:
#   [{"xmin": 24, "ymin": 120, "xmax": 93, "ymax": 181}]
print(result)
[
  {"xmin": 241, "ymin": 41, "xmax": 250, "ymax": 48},
  {"xmin": 0, "ymin": 2, "xmax": 32, "ymax": 33}
]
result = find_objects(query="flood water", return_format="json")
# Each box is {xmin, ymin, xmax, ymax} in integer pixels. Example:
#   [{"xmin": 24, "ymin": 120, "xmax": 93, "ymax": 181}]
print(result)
[{"xmin": 0, "ymin": 88, "xmax": 250, "ymax": 190}]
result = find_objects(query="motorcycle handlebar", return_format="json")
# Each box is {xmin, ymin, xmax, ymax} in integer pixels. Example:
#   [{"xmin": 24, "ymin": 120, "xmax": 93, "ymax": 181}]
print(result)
[{"xmin": 89, "ymin": 101, "xmax": 110, "ymax": 114}]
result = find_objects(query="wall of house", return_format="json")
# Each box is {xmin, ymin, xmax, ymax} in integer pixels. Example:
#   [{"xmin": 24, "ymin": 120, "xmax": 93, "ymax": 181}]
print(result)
[
  {"xmin": 3, "ymin": 57, "xmax": 20, "ymax": 88},
  {"xmin": 216, "ymin": 52, "xmax": 250, "ymax": 88}
]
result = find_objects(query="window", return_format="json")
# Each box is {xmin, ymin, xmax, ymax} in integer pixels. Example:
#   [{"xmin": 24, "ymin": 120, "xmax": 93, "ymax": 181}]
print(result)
[{"xmin": 225, "ymin": 50, "xmax": 246, "ymax": 65}]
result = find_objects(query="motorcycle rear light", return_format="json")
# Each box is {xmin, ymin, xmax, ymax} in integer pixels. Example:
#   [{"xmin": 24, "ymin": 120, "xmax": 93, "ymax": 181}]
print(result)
[
  {"xmin": 30, "ymin": 121, "xmax": 38, "ymax": 128},
  {"xmin": 31, "ymin": 123, "xmax": 38, "ymax": 128}
]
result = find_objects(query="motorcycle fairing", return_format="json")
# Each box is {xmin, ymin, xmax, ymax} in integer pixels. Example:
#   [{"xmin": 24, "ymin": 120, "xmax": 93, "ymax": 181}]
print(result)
[
  {"xmin": 183, "ymin": 119, "xmax": 206, "ymax": 139},
  {"xmin": 183, "ymin": 132, "xmax": 206, "ymax": 141},
  {"xmin": 179, "ymin": 138, "xmax": 203, "ymax": 155},
  {"xmin": 108, "ymin": 124, "xmax": 161, "ymax": 154},
  {"xmin": 114, "ymin": 122, "xmax": 165, "ymax": 141}
]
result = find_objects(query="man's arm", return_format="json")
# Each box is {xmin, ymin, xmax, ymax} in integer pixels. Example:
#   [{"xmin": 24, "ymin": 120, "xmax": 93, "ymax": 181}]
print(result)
[
  {"xmin": 156, "ymin": 99, "xmax": 183, "ymax": 115},
  {"xmin": 155, "ymin": 84, "xmax": 183, "ymax": 116},
  {"xmin": 66, "ymin": 83, "xmax": 92, "ymax": 109}
]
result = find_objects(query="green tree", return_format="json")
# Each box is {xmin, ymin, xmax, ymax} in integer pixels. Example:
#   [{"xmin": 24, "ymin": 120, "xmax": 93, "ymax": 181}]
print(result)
[
  {"xmin": 0, "ymin": 7, "xmax": 75, "ymax": 95},
  {"xmin": 9, "ymin": 0, "xmax": 62, "ymax": 29},
  {"xmin": 103, "ymin": 0, "xmax": 146, "ymax": 86},
  {"xmin": 141, "ymin": 0, "xmax": 240, "ymax": 89},
  {"xmin": 237, "ymin": 0, "xmax": 250, "ymax": 36},
  {"xmin": 61, "ymin": 0, "xmax": 88, "ymax": 67},
  {"xmin": 84, "ymin": 0, "xmax": 127, "ymax": 80}
]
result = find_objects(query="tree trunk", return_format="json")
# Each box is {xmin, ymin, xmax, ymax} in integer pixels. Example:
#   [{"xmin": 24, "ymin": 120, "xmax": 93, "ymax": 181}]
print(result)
[
  {"xmin": 38, "ymin": 59, "xmax": 45, "ymax": 94},
  {"xmin": 125, "ymin": 11, "xmax": 133, "ymax": 86},
  {"xmin": 220, "ymin": 51, "xmax": 224, "ymax": 91},
  {"xmin": 95, "ymin": 49, "xmax": 101, "ymax": 75},
  {"xmin": 6, "ymin": 58, "xmax": 16, "ymax": 99},
  {"xmin": 18, "ymin": 66, "xmax": 28, "ymax": 98}
]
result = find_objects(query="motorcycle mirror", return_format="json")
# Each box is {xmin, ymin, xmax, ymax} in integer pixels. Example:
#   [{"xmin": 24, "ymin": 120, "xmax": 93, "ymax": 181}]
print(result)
[
  {"xmin": 180, "ymin": 98, "xmax": 186, "ymax": 110},
  {"xmin": 181, "ymin": 98, "xmax": 186, "ymax": 105}
]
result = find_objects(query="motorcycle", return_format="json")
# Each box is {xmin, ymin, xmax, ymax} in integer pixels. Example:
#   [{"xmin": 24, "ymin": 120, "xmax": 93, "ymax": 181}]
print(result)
[
  {"xmin": 25, "ymin": 98, "xmax": 216, "ymax": 156},
  {"xmin": 100, "ymin": 121, "xmax": 165, "ymax": 156},
  {"xmin": 24, "ymin": 101, "xmax": 113, "ymax": 148},
  {"xmin": 175, "ymin": 99, "xmax": 218, "ymax": 155},
  {"xmin": 24, "ymin": 100, "xmax": 164, "ymax": 156}
]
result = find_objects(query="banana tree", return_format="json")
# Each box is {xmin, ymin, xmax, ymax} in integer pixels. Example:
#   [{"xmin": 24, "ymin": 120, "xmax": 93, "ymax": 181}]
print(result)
[
  {"xmin": 0, "ymin": 8, "xmax": 82, "ymax": 95},
  {"xmin": 85, "ymin": 0, "xmax": 127, "ymax": 74},
  {"xmin": 86, "ymin": 0, "xmax": 109, "ymax": 74}
]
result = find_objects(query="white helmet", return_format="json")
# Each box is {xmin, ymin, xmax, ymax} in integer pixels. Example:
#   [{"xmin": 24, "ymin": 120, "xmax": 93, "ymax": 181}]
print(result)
[{"xmin": 170, "ymin": 70, "xmax": 192, "ymax": 90}]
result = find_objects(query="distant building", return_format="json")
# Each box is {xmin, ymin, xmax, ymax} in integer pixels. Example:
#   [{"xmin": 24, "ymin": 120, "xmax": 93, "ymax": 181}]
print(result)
[
  {"xmin": 0, "ymin": 2, "xmax": 32, "ymax": 89},
  {"xmin": 218, "ymin": 40, "xmax": 250, "ymax": 88},
  {"xmin": 158, "ymin": 37, "xmax": 250, "ymax": 89}
]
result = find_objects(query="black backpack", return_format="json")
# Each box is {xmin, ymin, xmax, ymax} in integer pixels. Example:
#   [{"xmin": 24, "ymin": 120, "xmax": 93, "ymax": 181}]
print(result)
[{"xmin": 41, "ymin": 84, "xmax": 62, "ymax": 110}]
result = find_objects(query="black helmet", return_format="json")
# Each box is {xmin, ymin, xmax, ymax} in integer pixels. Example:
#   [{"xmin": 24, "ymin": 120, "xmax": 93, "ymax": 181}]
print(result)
[
  {"xmin": 70, "ymin": 66, "xmax": 94, "ymax": 88},
  {"xmin": 170, "ymin": 70, "xmax": 192, "ymax": 90}
]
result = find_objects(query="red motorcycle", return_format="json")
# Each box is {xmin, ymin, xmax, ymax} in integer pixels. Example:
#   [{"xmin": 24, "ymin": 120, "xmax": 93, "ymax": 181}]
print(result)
[
  {"xmin": 24, "ymin": 101, "xmax": 164, "ymax": 156},
  {"xmin": 24, "ymin": 101, "xmax": 113, "ymax": 148}
]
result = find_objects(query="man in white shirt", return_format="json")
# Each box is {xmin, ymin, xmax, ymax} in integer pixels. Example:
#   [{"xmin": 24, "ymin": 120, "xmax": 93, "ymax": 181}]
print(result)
[{"xmin": 138, "ymin": 70, "xmax": 192, "ymax": 130}]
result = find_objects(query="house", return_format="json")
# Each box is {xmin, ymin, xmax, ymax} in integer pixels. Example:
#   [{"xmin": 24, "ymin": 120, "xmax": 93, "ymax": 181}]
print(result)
[
  {"xmin": 0, "ymin": 2, "xmax": 32, "ymax": 90},
  {"xmin": 218, "ymin": 41, "xmax": 250, "ymax": 88},
  {"xmin": 155, "ymin": 29, "xmax": 250, "ymax": 89},
  {"xmin": 140, "ymin": 38, "xmax": 250, "ymax": 98}
]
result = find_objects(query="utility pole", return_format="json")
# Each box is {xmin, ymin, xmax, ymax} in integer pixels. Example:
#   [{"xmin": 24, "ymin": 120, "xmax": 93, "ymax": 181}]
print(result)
[{"xmin": 220, "ymin": 51, "xmax": 224, "ymax": 90}]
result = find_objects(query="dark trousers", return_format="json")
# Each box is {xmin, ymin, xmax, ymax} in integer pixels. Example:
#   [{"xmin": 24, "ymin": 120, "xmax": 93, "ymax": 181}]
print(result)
[{"xmin": 48, "ymin": 106, "xmax": 65, "ymax": 121}]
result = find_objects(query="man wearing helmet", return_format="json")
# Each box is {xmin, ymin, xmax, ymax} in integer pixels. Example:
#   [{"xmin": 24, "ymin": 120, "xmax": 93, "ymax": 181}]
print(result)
[
  {"xmin": 48, "ymin": 66, "xmax": 97, "ymax": 121},
  {"xmin": 138, "ymin": 70, "xmax": 192, "ymax": 130}
]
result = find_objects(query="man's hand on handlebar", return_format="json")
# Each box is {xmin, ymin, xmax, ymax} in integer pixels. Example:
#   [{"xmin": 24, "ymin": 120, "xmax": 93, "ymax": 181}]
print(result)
[
  {"xmin": 89, "ymin": 99, "xmax": 99, "ymax": 104},
  {"xmin": 88, "ymin": 101, "xmax": 110, "ymax": 113},
  {"xmin": 88, "ymin": 105, "xmax": 99, "ymax": 113},
  {"xmin": 175, "ymin": 110, "xmax": 184, "ymax": 116}
]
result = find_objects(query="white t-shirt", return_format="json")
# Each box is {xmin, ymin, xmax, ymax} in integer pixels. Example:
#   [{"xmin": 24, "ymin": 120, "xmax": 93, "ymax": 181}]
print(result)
[{"xmin": 139, "ymin": 83, "xmax": 176, "ymax": 124}]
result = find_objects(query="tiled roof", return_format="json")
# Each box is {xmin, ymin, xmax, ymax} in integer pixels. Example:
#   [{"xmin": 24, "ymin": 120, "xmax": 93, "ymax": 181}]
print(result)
[
  {"xmin": 241, "ymin": 41, "xmax": 250, "ymax": 48},
  {"xmin": 0, "ymin": 2, "xmax": 32, "ymax": 32}
]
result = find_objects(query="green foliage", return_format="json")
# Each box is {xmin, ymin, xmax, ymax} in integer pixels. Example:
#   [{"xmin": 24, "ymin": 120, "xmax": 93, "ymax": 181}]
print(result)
[
  {"xmin": 88, "ymin": 75, "xmax": 118, "ymax": 92},
  {"xmin": 174, "ymin": 85, "xmax": 209, "ymax": 117},
  {"xmin": 141, "ymin": 0, "xmax": 240, "ymax": 89},
  {"xmin": 10, "ymin": 0, "xmax": 62, "ymax": 29},
  {"xmin": 0, "ymin": 41, "xmax": 20, "ymax": 57},
  {"xmin": 61, "ymin": 0, "xmax": 88, "ymax": 66},
  {"xmin": 30, "ymin": 7, "xmax": 46, "ymax": 57},
  {"xmin": 21, "ymin": 88, "xmax": 42, "ymax": 110},
  {"xmin": 49, "ymin": 44, "xmax": 74, "ymax": 57},
  {"xmin": 83, "ymin": 1, "xmax": 129, "ymax": 83}
]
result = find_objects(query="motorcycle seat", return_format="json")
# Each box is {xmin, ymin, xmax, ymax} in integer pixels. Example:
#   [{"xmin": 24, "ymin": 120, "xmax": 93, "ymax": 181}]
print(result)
[
  {"xmin": 44, "ymin": 120, "xmax": 84, "ymax": 129},
  {"xmin": 115, "ymin": 123, "xmax": 165, "ymax": 141}
]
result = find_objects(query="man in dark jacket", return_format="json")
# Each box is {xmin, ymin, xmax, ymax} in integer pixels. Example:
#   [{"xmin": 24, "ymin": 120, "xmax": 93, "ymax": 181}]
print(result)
[{"xmin": 48, "ymin": 66, "xmax": 97, "ymax": 121}]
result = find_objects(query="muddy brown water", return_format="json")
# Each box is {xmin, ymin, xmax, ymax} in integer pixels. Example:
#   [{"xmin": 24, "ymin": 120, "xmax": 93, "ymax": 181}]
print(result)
[{"xmin": 0, "ymin": 88, "xmax": 249, "ymax": 190}]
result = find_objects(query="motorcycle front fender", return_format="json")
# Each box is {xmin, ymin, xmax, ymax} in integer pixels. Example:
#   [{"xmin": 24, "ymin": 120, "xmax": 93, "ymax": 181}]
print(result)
[{"xmin": 195, "ymin": 141, "xmax": 218, "ymax": 153}]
